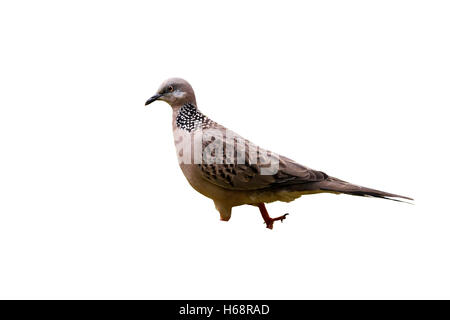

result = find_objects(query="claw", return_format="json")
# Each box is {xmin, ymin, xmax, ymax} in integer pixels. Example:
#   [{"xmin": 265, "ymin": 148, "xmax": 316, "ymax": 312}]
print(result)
[{"xmin": 258, "ymin": 204, "xmax": 290, "ymax": 230}]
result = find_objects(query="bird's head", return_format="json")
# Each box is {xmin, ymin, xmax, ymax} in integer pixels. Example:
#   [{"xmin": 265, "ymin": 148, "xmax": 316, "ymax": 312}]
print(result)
[{"xmin": 145, "ymin": 78, "xmax": 196, "ymax": 108}]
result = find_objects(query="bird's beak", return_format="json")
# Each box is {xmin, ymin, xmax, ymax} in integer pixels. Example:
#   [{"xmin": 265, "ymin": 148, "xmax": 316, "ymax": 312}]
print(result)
[{"xmin": 145, "ymin": 94, "xmax": 163, "ymax": 106}]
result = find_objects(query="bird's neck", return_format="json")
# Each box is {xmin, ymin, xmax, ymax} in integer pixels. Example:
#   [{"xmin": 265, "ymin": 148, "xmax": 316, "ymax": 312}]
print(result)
[{"xmin": 173, "ymin": 103, "xmax": 208, "ymax": 132}]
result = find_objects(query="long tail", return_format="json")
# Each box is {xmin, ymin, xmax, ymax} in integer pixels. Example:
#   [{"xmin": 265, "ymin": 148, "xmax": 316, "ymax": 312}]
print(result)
[{"xmin": 318, "ymin": 177, "xmax": 413, "ymax": 202}]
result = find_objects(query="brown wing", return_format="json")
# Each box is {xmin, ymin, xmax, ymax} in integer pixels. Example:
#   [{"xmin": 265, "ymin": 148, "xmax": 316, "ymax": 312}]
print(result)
[{"xmin": 198, "ymin": 128, "xmax": 327, "ymax": 191}]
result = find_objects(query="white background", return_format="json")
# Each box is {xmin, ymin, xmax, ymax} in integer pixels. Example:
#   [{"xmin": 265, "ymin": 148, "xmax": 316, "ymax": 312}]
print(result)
[{"xmin": 0, "ymin": 1, "xmax": 449, "ymax": 299}]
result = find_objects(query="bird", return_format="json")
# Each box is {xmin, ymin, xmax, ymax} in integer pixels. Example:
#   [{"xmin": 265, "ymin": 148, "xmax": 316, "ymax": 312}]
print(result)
[{"xmin": 145, "ymin": 78, "xmax": 412, "ymax": 229}]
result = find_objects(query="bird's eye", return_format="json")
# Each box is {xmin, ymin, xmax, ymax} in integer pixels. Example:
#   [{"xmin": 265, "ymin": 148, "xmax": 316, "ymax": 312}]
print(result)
[{"xmin": 167, "ymin": 86, "xmax": 174, "ymax": 92}]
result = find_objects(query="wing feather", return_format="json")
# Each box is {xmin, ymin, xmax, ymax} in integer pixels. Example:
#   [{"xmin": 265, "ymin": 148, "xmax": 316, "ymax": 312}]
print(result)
[{"xmin": 198, "ymin": 128, "xmax": 327, "ymax": 190}]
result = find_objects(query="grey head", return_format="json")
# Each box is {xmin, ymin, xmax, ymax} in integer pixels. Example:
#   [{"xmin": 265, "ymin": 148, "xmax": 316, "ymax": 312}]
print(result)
[{"xmin": 145, "ymin": 78, "xmax": 196, "ymax": 107}]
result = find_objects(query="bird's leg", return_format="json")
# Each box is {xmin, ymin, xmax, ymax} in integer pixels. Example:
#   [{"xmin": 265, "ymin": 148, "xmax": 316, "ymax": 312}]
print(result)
[
  {"xmin": 214, "ymin": 201, "xmax": 232, "ymax": 222},
  {"xmin": 257, "ymin": 203, "xmax": 289, "ymax": 230}
]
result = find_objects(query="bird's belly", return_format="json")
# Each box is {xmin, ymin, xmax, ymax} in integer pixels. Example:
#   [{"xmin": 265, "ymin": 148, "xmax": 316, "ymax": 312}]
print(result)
[
  {"xmin": 178, "ymin": 162, "xmax": 327, "ymax": 207},
  {"xmin": 178, "ymin": 163, "xmax": 238, "ymax": 201},
  {"xmin": 248, "ymin": 189, "xmax": 328, "ymax": 204}
]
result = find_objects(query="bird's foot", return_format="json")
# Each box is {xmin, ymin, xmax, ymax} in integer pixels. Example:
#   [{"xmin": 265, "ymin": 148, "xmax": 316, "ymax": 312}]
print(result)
[
  {"xmin": 264, "ymin": 213, "xmax": 289, "ymax": 229},
  {"xmin": 257, "ymin": 203, "xmax": 289, "ymax": 230}
]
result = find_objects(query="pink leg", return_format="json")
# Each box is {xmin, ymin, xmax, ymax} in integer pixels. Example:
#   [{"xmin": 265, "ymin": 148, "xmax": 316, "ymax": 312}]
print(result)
[{"xmin": 257, "ymin": 203, "xmax": 289, "ymax": 230}]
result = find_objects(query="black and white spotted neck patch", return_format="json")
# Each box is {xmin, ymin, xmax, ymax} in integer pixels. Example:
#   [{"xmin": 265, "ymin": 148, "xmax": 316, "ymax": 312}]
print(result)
[{"xmin": 176, "ymin": 103, "xmax": 212, "ymax": 132}]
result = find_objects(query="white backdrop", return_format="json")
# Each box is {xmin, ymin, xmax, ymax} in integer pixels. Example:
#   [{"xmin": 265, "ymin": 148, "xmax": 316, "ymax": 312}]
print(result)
[{"xmin": 0, "ymin": 1, "xmax": 449, "ymax": 299}]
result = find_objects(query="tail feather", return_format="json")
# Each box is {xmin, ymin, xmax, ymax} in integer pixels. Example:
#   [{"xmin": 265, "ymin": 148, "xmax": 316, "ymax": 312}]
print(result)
[{"xmin": 319, "ymin": 177, "xmax": 413, "ymax": 202}]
